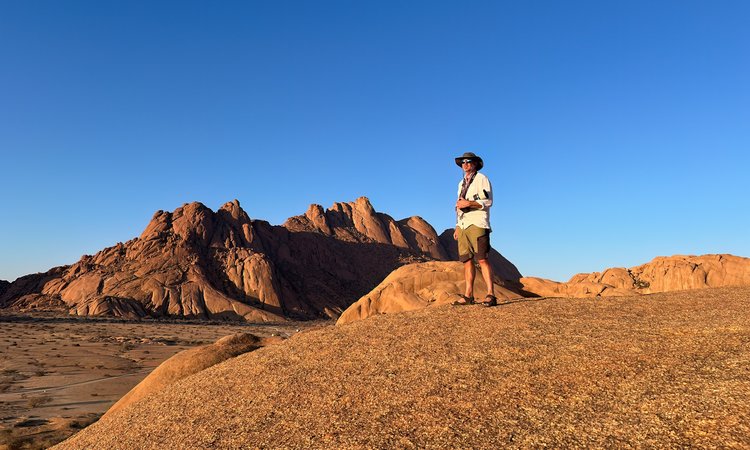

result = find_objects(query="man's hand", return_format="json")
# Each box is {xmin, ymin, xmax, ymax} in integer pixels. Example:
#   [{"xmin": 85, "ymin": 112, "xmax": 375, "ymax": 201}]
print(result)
[
  {"xmin": 453, "ymin": 227, "xmax": 459, "ymax": 240},
  {"xmin": 456, "ymin": 199, "xmax": 474, "ymax": 210}
]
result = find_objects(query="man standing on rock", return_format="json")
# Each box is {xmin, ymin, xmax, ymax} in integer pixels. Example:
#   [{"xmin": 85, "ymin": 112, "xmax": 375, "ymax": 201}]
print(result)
[{"xmin": 453, "ymin": 152, "xmax": 497, "ymax": 307}]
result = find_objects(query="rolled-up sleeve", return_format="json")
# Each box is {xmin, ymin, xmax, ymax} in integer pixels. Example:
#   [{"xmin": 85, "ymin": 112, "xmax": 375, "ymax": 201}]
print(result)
[{"xmin": 476, "ymin": 176, "xmax": 492, "ymax": 210}]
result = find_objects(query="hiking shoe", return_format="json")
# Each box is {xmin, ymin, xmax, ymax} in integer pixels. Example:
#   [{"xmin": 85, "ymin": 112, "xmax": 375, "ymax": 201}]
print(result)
[
  {"xmin": 481, "ymin": 295, "xmax": 497, "ymax": 307},
  {"xmin": 452, "ymin": 295, "xmax": 475, "ymax": 306}
]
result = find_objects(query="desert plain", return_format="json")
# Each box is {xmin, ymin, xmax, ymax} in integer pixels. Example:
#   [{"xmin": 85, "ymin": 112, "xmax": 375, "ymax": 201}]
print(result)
[{"xmin": 0, "ymin": 313, "xmax": 311, "ymax": 449}]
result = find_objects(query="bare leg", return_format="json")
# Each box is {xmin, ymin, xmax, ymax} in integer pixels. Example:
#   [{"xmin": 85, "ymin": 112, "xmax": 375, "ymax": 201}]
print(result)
[
  {"xmin": 464, "ymin": 259, "xmax": 476, "ymax": 298},
  {"xmin": 477, "ymin": 258, "xmax": 495, "ymax": 297}
]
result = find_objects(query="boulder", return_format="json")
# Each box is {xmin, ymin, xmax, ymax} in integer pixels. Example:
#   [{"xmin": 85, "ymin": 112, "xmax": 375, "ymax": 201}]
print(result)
[
  {"xmin": 337, "ymin": 261, "xmax": 525, "ymax": 325},
  {"xmin": 104, "ymin": 333, "xmax": 283, "ymax": 418}
]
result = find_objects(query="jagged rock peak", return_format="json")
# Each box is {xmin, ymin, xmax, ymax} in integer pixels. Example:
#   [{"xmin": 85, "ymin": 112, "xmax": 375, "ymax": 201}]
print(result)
[
  {"xmin": 290, "ymin": 197, "xmax": 447, "ymax": 257},
  {"xmin": 219, "ymin": 199, "xmax": 250, "ymax": 221},
  {"xmin": 139, "ymin": 209, "xmax": 172, "ymax": 240},
  {"xmin": 304, "ymin": 203, "xmax": 332, "ymax": 235},
  {"xmin": 139, "ymin": 202, "xmax": 210, "ymax": 239},
  {"xmin": 137, "ymin": 200, "xmax": 257, "ymax": 249},
  {"xmin": 353, "ymin": 196, "xmax": 376, "ymax": 212},
  {"xmin": 328, "ymin": 196, "xmax": 375, "ymax": 217}
]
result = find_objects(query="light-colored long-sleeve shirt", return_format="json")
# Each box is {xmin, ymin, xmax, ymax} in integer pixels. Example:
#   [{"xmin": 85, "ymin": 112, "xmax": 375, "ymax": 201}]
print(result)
[{"xmin": 456, "ymin": 172, "xmax": 492, "ymax": 230}]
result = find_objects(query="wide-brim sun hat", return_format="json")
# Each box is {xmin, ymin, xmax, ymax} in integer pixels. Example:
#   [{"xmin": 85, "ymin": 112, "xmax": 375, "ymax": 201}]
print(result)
[{"xmin": 454, "ymin": 152, "xmax": 484, "ymax": 170}]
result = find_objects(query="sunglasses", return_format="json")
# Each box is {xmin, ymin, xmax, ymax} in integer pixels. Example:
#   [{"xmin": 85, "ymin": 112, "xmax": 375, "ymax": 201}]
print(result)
[{"xmin": 461, "ymin": 159, "xmax": 474, "ymax": 164}]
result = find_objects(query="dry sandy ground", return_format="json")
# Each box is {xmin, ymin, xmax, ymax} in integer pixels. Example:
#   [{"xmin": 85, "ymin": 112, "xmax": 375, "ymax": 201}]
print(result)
[
  {"xmin": 56, "ymin": 286, "xmax": 750, "ymax": 449},
  {"xmin": 0, "ymin": 313, "xmax": 311, "ymax": 450}
]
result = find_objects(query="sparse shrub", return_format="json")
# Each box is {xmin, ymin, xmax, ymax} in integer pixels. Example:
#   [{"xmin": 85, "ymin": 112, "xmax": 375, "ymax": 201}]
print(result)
[
  {"xmin": 27, "ymin": 394, "xmax": 52, "ymax": 408},
  {"xmin": 120, "ymin": 343, "xmax": 136, "ymax": 352}
]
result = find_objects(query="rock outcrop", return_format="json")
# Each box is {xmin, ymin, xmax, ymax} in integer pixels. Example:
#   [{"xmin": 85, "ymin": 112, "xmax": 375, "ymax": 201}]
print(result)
[
  {"xmin": 338, "ymin": 254, "xmax": 750, "ymax": 324},
  {"xmin": 54, "ymin": 286, "xmax": 750, "ymax": 449},
  {"xmin": 0, "ymin": 267, "xmax": 69, "ymax": 310},
  {"xmin": 520, "ymin": 254, "xmax": 750, "ymax": 298},
  {"xmin": 0, "ymin": 280, "xmax": 9, "ymax": 298},
  {"xmin": 104, "ymin": 333, "xmax": 283, "ymax": 419},
  {"xmin": 337, "ymin": 261, "xmax": 524, "ymax": 325},
  {"xmin": 0, "ymin": 197, "xmax": 521, "ymax": 321}
]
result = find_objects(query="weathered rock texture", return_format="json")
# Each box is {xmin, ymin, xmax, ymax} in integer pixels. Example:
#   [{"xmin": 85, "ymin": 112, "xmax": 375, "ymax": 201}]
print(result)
[
  {"xmin": 55, "ymin": 287, "xmax": 750, "ymax": 449},
  {"xmin": 0, "ymin": 197, "xmax": 520, "ymax": 321},
  {"xmin": 521, "ymin": 254, "xmax": 750, "ymax": 298},
  {"xmin": 104, "ymin": 333, "xmax": 283, "ymax": 419},
  {"xmin": 337, "ymin": 261, "xmax": 524, "ymax": 325}
]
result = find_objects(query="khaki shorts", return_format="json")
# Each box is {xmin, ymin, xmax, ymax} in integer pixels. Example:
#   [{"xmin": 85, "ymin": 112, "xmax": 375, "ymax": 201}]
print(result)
[{"xmin": 457, "ymin": 225, "xmax": 490, "ymax": 262}]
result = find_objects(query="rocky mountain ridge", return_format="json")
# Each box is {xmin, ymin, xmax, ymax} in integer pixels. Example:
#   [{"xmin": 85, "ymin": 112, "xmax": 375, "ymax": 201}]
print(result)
[
  {"xmin": 520, "ymin": 254, "xmax": 750, "ymax": 298},
  {"xmin": 0, "ymin": 197, "xmax": 520, "ymax": 322}
]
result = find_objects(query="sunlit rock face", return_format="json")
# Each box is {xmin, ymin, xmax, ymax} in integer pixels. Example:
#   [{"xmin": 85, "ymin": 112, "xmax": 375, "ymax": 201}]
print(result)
[
  {"xmin": 337, "ymin": 261, "xmax": 525, "ymax": 325},
  {"xmin": 0, "ymin": 197, "xmax": 521, "ymax": 322},
  {"xmin": 520, "ymin": 254, "xmax": 750, "ymax": 298}
]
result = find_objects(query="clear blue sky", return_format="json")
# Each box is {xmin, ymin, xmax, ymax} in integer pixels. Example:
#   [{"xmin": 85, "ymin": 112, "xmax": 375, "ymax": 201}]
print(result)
[{"xmin": 1, "ymin": 1, "xmax": 748, "ymax": 283}]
